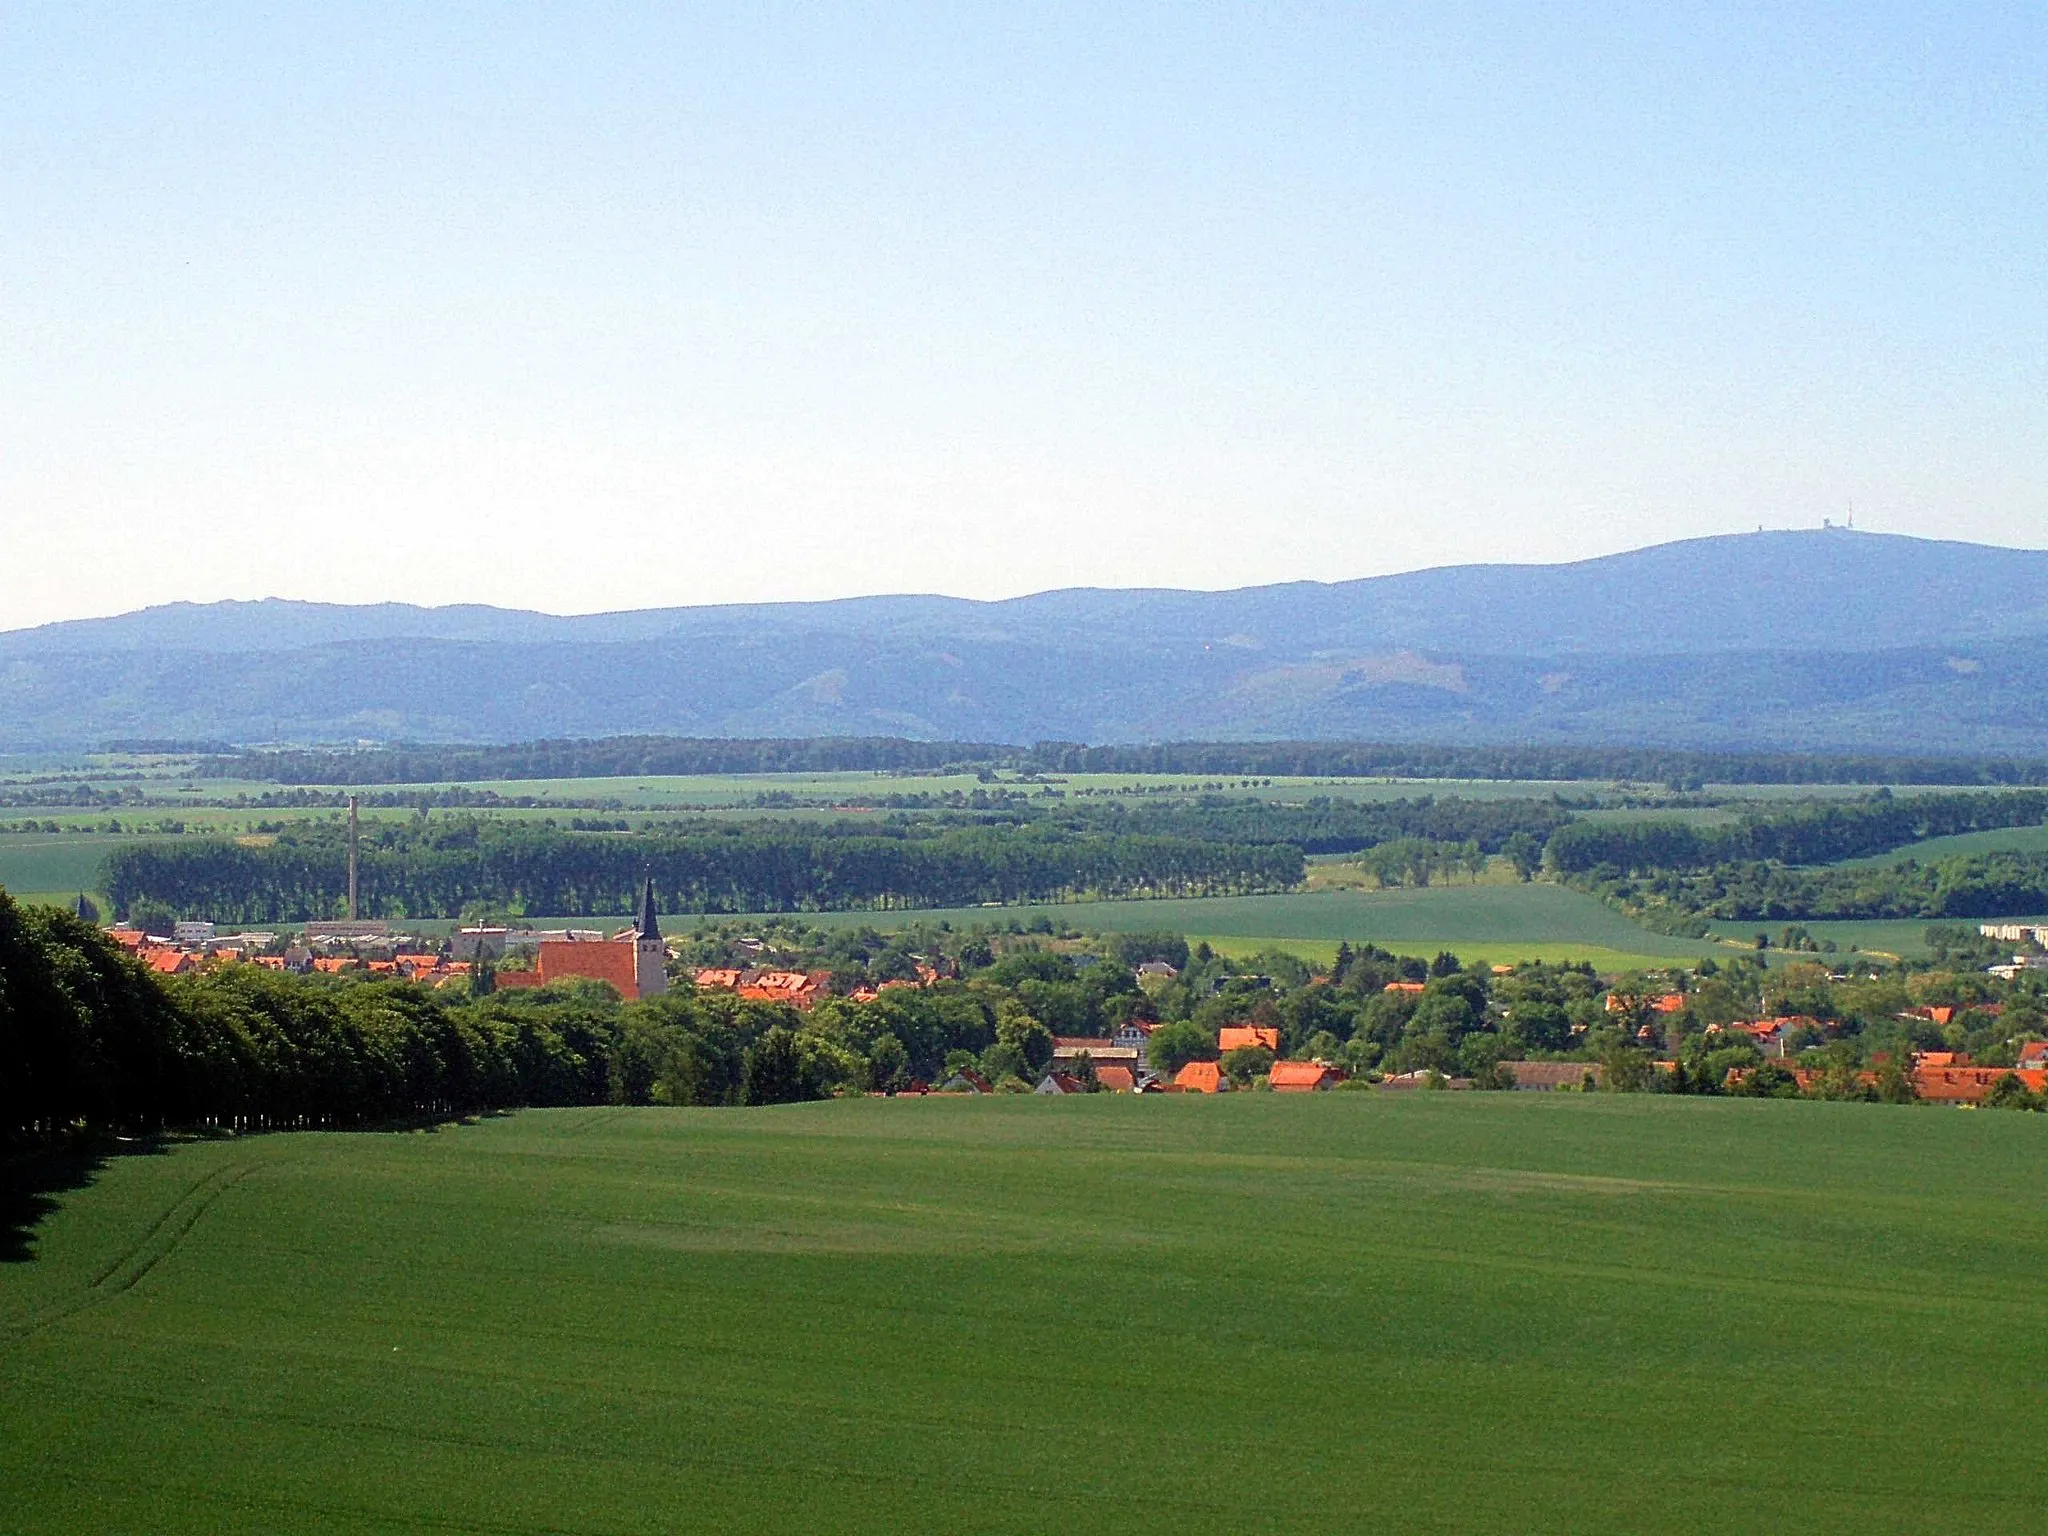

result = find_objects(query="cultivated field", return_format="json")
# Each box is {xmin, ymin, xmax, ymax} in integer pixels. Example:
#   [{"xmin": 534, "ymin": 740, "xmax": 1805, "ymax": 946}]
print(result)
[
  {"xmin": 0, "ymin": 834, "xmax": 179, "ymax": 910},
  {"xmin": 1830, "ymin": 822, "xmax": 2048, "ymax": 867},
  {"xmin": 4, "ymin": 1097, "xmax": 2045, "ymax": 1534},
  {"xmin": 748, "ymin": 885, "xmax": 1733, "ymax": 970}
]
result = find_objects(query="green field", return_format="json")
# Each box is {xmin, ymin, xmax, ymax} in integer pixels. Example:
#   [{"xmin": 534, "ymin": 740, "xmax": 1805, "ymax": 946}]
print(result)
[
  {"xmin": 5, "ymin": 1098, "xmax": 2047, "ymax": 1533},
  {"xmin": 750, "ymin": 885, "xmax": 1726, "ymax": 965},
  {"xmin": 0, "ymin": 835, "xmax": 182, "ymax": 907},
  {"xmin": 395, "ymin": 885, "xmax": 1729, "ymax": 972},
  {"xmin": 1830, "ymin": 822, "xmax": 2048, "ymax": 867}
]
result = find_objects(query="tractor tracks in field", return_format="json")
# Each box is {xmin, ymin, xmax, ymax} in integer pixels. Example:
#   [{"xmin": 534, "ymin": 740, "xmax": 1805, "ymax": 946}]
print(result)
[
  {"xmin": 3, "ymin": 1157, "xmax": 260, "ymax": 1345},
  {"xmin": 553, "ymin": 1106, "xmax": 630, "ymax": 1139}
]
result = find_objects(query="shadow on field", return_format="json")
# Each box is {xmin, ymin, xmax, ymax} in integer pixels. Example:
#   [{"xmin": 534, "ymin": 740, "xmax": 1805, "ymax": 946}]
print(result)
[{"xmin": 0, "ymin": 1135, "xmax": 170, "ymax": 1264}]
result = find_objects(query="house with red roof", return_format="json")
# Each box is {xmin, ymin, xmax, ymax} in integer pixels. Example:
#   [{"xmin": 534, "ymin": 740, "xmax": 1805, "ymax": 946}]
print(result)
[
  {"xmin": 1913, "ymin": 1065, "xmax": 2048, "ymax": 1104},
  {"xmin": 1218, "ymin": 1025, "xmax": 1281, "ymax": 1053},
  {"xmin": 1172, "ymin": 1061, "xmax": 1228, "ymax": 1094},
  {"xmin": 1269, "ymin": 1061, "xmax": 1345, "ymax": 1092}
]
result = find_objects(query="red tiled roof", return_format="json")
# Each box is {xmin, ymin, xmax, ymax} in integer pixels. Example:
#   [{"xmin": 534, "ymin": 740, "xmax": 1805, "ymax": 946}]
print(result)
[
  {"xmin": 1219, "ymin": 1026, "xmax": 1280, "ymax": 1053},
  {"xmin": 1095, "ymin": 1066, "xmax": 1138, "ymax": 1093},
  {"xmin": 1173, "ymin": 1061, "xmax": 1225, "ymax": 1094},
  {"xmin": 539, "ymin": 939, "xmax": 643, "ymax": 1000},
  {"xmin": 1269, "ymin": 1061, "xmax": 1342, "ymax": 1091},
  {"xmin": 1913, "ymin": 1051, "xmax": 1969, "ymax": 1069},
  {"xmin": 1913, "ymin": 1066, "xmax": 2047, "ymax": 1103}
]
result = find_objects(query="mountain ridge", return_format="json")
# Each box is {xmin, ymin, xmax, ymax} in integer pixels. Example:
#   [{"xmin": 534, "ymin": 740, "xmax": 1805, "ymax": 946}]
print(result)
[
  {"xmin": 11, "ymin": 528, "xmax": 2048, "ymax": 658},
  {"xmin": 4, "ymin": 529, "xmax": 2046, "ymax": 751}
]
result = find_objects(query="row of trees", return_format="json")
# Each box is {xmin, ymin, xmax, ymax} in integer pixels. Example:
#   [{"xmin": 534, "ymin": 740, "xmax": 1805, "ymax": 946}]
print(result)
[
  {"xmin": 102, "ymin": 821, "xmax": 1305, "ymax": 923},
  {"xmin": 209, "ymin": 736, "xmax": 2048, "ymax": 789},
  {"xmin": 1027, "ymin": 743, "xmax": 2048, "ymax": 787},
  {"xmin": 1544, "ymin": 789, "xmax": 2048, "ymax": 876},
  {"xmin": 1, "ymin": 886, "xmax": 870, "ymax": 1141},
  {"xmin": 206, "ymin": 736, "xmax": 1016, "ymax": 785},
  {"xmin": 1063, "ymin": 794, "xmax": 1573, "ymax": 856},
  {"xmin": 1590, "ymin": 850, "xmax": 2048, "ymax": 927}
]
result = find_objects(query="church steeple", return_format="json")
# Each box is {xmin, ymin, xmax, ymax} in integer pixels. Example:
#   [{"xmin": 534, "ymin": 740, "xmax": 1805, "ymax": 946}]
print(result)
[
  {"xmin": 630, "ymin": 875, "xmax": 668, "ymax": 1000},
  {"xmin": 636, "ymin": 875, "xmax": 661, "ymax": 941}
]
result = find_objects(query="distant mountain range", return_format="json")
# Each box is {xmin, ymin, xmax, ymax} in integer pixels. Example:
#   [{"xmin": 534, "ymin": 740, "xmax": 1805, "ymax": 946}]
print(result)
[{"xmin": 4, "ymin": 529, "xmax": 2047, "ymax": 753}]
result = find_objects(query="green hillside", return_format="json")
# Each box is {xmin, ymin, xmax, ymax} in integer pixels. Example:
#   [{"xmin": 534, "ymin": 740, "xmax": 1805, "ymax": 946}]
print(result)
[{"xmin": 5, "ymin": 1098, "xmax": 2046, "ymax": 1534}]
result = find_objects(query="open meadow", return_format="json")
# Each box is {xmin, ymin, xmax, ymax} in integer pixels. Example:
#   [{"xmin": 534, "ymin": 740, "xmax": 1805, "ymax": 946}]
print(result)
[{"xmin": 4, "ymin": 1096, "xmax": 2046, "ymax": 1534}]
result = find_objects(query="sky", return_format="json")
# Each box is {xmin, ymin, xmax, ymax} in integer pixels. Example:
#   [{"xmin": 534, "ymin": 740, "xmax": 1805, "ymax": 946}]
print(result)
[{"xmin": 2, "ymin": 3, "xmax": 2043, "ymax": 627}]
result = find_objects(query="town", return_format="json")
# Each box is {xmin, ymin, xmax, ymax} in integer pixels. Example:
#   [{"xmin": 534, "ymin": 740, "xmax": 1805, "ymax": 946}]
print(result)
[{"xmin": 64, "ymin": 891, "xmax": 2048, "ymax": 1108}]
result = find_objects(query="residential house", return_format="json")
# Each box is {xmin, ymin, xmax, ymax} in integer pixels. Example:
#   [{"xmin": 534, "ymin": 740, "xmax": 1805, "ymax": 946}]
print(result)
[
  {"xmin": 1709, "ymin": 1016, "xmax": 1822, "ymax": 1059},
  {"xmin": 1376, "ymin": 1070, "xmax": 1475, "ymax": 1089},
  {"xmin": 1034, "ymin": 1072, "xmax": 1088, "ymax": 1095},
  {"xmin": 1094, "ymin": 1065, "xmax": 1139, "ymax": 1093},
  {"xmin": 1498, "ymin": 1060, "xmax": 1603, "ymax": 1091},
  {"xmin": 1606, "ymin": 992, "xmax": 1687, "ymax": 1015},
  {"xmin": 1902, "ymin": 1006, "xmax": 1957, "ymax": 1027},
  {"xmin": 1912, "ymin": 1065, "xmax": 2048, "ymax": 1104},
  {"xmin": 1051, "ymin": 1036, "xmax": 1143, "ymax": 1071},
  {"xmin": 1172, "ymin": 1061, "xmax": 1228, "ymax": 1094},
  {"xmin": 2018, "ymin": 1041, "xmax": 2048, "ymax": 1070},
  {"xmin": 1218, "ymin": 1025, "xmax": 1281, "ymax": 1054},
  {"xmin": 737, "ymin": 969, "xmax": 831, "ymax": 1009},
  {"xmin": 1269, "ymin": 1061, "xmax": 1345, "ymax": 1092}
]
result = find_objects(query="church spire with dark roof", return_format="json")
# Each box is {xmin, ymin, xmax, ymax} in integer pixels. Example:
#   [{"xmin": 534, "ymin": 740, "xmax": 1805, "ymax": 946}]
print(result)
[{"xmin": 636, "ymin": 875, "xmax": 661, "ymax": 940}]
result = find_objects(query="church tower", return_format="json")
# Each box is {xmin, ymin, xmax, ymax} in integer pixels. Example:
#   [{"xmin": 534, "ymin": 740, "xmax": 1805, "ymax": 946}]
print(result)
[{"xmin": 633, "ymin": 876, "xmax": 668, "ymax": 999}]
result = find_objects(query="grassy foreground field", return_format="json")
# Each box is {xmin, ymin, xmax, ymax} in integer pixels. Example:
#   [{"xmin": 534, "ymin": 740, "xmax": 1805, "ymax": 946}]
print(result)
[{"xmin": 5, "ymin": 1098, "xmax": 2047, "ymax": 1535}]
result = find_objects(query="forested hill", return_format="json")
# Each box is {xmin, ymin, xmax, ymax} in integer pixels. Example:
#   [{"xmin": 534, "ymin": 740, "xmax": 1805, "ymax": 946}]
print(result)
[{"xmin": 6, "ymin": 529, "xmax": 2048, "ymax": 751}]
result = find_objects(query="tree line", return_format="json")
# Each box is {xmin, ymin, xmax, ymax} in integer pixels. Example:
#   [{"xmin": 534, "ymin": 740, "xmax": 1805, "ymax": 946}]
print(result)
[
  {"xmin": 1, "ymin": 885, "xmax": 859, "ymax": 1143},
  {"xmin": 1594, "ymin": 850, "xmax": 2048, "ymax": 927},
  {"xmin": 1061, "ymin": 794, "xmax": 1574, "ymax": 855},
  {"xmin": 194, "ymin": 736, "xmax": 2048, "ymax": 788},
  {"xmin": 1544, "ymin": 790, "xmax": 2048, "ymax": 876},
  {"xmin": 200, "ymin": 736, "xmax": 1021, "ymax": 785},
  {"xmin": 101, "ymin": 819, "xmax": 1305, "ymax": 923}
]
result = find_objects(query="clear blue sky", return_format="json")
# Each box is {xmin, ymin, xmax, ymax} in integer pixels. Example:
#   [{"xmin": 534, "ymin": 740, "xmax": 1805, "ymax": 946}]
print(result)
[{"xmin": 2, "ymin": 3, "xmax": 2042, "ymax": 625}]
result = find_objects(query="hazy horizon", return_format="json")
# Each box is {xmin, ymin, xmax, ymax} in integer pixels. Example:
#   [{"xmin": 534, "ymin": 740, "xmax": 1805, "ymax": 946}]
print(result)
[{"xmin": 4, "ymin": 7, "xmax": 2043, "ymax": 629}]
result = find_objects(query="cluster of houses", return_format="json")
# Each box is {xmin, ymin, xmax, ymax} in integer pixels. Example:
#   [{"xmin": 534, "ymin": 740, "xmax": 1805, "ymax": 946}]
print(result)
[
  {"xmin": 102, "ymin": 921, "xmax": 486, "ymax": 986},
  {"xmin": 95, "ymin": 884, "xmax": 675, "ymax": 999},
  {"xmin": 688, "ymin": 960, "xmax": 952, "ymax": 1009},
  {"xmin": 1758, "ymin": 1041, "xmax": 2048, "ymax": 1104}
]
